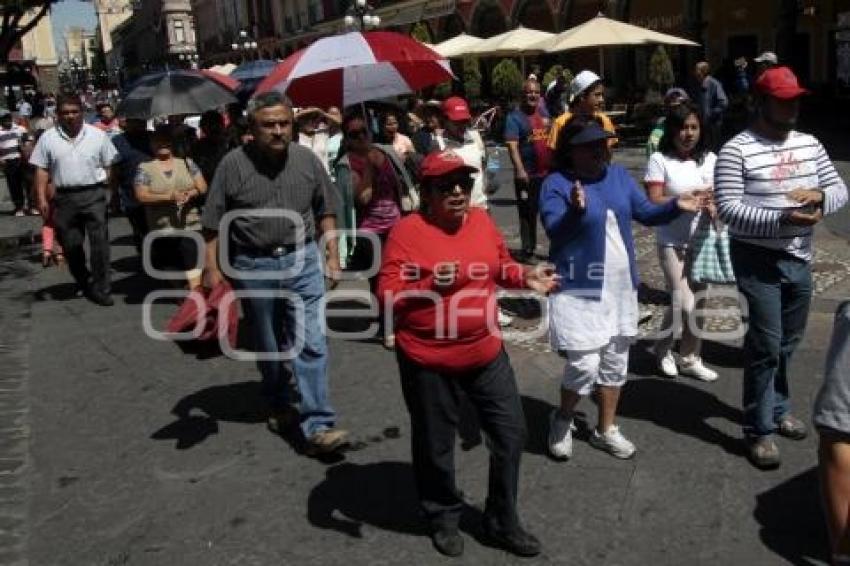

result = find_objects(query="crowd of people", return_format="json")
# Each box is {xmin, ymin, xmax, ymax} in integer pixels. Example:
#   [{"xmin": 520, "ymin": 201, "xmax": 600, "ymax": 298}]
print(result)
[{"xmin": 3, "ymin": 54, "xmax": 850, "ymax": 561}]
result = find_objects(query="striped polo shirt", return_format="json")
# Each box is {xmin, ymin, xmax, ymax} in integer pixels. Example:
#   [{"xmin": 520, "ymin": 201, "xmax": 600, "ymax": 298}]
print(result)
[
  {"xmin": 715, "ymin": 129, "xmax": 848, "ymax": 262},
  {"xmin": 0, "ymin": 124, "xmax": 26, "ymax": 161}
]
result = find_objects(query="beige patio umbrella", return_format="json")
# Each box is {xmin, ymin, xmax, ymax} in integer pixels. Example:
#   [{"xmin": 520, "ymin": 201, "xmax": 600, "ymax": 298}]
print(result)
[
  {"xmin": 208, "ymin": 63, "xmax": 237, "ymax": 75},
  {"xmin": 533, "ymin": 14, "xmax": 699, "ymax": 74},
  {"xmin": 466, "ymin": 26, "xmax": 555, "ymax": 57},
  {"xmin": 432, "ymin": 33, "xmax": 484, "ymax": 58}
]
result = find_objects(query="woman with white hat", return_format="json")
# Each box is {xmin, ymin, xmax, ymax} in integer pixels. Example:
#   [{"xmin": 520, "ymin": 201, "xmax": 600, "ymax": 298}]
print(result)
[{"xmin": 547, "ymin": 70, "xmax": 617, "ymax": 150}]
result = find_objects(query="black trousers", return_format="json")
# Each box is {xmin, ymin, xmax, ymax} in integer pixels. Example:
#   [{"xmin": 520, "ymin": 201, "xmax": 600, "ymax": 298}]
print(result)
[
  {"xmin": 124, "ymin": 206, "xmax": 148, "ymax": 254},
  {"xmin": 514, "ymin": 176, "xmax": 543, "ymax": 256},
  {"xmin": 3, "ymin": 159, "xmax": 26, "ymax": 210},
  {"xmin": 53, "ymin": 187, "xmax": 111, "ymax": 294},
  {"xmin": 397, "ymin": 348, "xmax": 526, "ymax": 532}
]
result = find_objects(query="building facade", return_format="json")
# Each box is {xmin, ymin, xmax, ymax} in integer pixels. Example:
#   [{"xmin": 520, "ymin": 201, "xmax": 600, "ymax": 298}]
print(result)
[
  {"xmin": 16, "ymin": 9, "xmax": 60, "ymax": 93},
  {"xmin": 111, "ymin": 0, "xmax": 199, "ymax": 83}
]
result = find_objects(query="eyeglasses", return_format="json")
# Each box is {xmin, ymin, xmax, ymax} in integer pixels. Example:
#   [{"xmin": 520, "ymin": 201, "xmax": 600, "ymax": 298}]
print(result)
[
  {"xmin": 346, "ymin": 128, "xmax": 368, "ymax": 139},
  {"xmin": 432, "ymin": 176, "xmax": 474, "ymax": 195}
]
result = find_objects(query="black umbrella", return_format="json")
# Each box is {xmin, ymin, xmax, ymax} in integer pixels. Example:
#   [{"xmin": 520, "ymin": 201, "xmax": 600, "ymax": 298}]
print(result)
[{"xmin": 117, "ymin": 70, "xmax": 238, "ymax": 119}]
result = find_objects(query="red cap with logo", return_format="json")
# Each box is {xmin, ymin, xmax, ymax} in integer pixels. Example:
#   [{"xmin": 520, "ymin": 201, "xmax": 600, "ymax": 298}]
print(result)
[
  {"xmin": 755, "ymin": 66, "xmax": 810, "ymax": 99},
  {"xmin": 420, "ymin": 150, "xmax": 478, "ymax": 178},
  {"xmin": 441, "ymin": 96, "xmax": 472, "ymax": 121}
]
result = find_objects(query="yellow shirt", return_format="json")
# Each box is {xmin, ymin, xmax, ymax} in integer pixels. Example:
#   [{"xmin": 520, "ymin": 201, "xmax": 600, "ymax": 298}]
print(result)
[{"xmin": 548, "ymin": 111, "xmax": 617, "ymax": 150}]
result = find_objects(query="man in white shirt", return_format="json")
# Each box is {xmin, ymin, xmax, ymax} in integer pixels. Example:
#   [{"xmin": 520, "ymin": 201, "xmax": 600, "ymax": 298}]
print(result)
[
  {"xmin": 296, "ymin": 107, "xmax": 340, "ymax": 174},
  {"xmin": 716, "ymin": 67, "xmax": 848, "ymax": 469},
  {"xmin": 432, "ymin": 96, "xmax": 488, "ymax": 208},
  {"xmin": 31, "ymin": 94, "xmax": 120, "ymax": 306},
  {"xmin": 0, "ymin": 110, "xmax": 29, "ymax": 215}
]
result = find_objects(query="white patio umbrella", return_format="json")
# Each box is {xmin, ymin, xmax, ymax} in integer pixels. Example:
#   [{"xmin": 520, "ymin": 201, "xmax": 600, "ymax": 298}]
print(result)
[
  {"xmin": 432, "ymin": 33, "xmax": 484, "ymax": 58},
  {"xmin": 466, "ymin": 26, "xmax": 555, "ymax": 58},
  {"xmin": 533, "ymin": 13, "xmax": 700, "ymax": 74}
]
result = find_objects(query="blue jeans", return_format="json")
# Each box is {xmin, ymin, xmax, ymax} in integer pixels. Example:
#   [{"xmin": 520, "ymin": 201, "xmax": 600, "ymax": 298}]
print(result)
[
  {"xmin": 731, "ymin": 240, "xmax": 812, "ymax": 437},
  {"xmin": 232, "ymin": 241, "xmax": 335, "ymax": 438}
]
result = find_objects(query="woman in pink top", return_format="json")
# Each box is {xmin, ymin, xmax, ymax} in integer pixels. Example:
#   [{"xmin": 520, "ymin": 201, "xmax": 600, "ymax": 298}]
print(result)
[{"xmin": 344, "ymin": 113, "xmax": 407, "ymax": 347}]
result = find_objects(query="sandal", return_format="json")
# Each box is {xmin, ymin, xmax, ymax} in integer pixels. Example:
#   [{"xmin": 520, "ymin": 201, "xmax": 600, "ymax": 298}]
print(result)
[
  {"xmin": 41, "ymin": 252, "xmax": 52, "ymax": 268},
  {"xmin": 54, "ymin": 253, "xmax": 65, "ymax": 266}
]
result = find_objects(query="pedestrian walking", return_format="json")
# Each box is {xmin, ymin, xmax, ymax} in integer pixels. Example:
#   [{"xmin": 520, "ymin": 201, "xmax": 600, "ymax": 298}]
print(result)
[
  {"xmin": 92, "ymin": 102, "xmax": 122, "ymax": 136},
  {"xmin": 715, "ymin": 66, "xmax": 848, "ymax": 469},
  {"xmin": 201, "ymin": 91, "xmax": 348, "ymax": 456},
  {"xmin": 0, "ymin": 109, "xmax": 30, "ymax": 216},
  {"xmin": 692, "ymin": 61, "xmax": 728, "ymax": 151},
  {"xmin": 333, "ymin": 112, "xmax": 416, "ymax": 348},
  {"xmin": 548, "ymin": 70, "xmax": 617, "ymax": 151},
  {"xmin": 378, "ymin": 110, "xmax": 415, "ymax": 163},
  {"xmin": 31, "ymin": 94, "xmax": 120, "ymax": 306},
  {"xmin": 377, "ymin": 150, "xmax": 557, "ymax": 558},
  {"xmin": 542, "ymin": 115, "xmax": 703, "ymax": 461},
  {"xmin": 430, "ymin": 96, "xmax": 488, "ymax": 209},
  {"xmin": 189, "ymin": 110, "xmax": 229, "ymax": 187},
  {"xmin": 135, "ymin": 124, "xmax": 207, "ymax": 290},
  {"xmin": 814, "ymin": 301, "xmax": 850, "ymax": 566},
  {"xmin": 753, "ymin": 51, "xmax": 779, "ymax": 79},
  {"xmin": 504, "ymin": 78, "xmax": 552, "ymax": 263},
  {"xmin": 111, "ymin": 118, "xmax": 151, "ymax": 253},
  {"xmin": 646, "ymin": 87, "xmax": 689, "ymax": 158},
  {"xmin": 296, "ymin": 106, "xmax": 340, "ymax": 174},
  {"xmin": 644, "ymin": 102, "xmax": 719, "ymax": 381}
]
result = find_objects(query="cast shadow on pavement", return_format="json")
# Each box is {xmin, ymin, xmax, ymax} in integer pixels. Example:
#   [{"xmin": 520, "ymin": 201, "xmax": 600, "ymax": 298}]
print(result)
[
  {"xmin": 307, "ymin": 461, "xmax": 489, "ymax": 545},
  {"xmin": 150, "ymin": 381, "xmax": 269, "ymax": 450},
  {"xmin": 754, "ymin": 466, "xmax": 830, "ymax": 566}
]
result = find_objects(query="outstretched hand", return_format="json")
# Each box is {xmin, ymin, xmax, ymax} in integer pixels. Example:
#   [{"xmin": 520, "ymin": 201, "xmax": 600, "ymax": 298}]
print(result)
[{"xmin": 524, "ymin": 263, "xmax": 560, "ymax": 295}]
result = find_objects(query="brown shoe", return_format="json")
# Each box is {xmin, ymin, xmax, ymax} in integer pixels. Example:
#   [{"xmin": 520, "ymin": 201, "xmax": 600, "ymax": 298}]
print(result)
[
  {"xmin": 305, "ymin": 428, "xmax": 349, "ymax": 456},
  {"xmin": 747, "ymin": 436, "xmax": 781, "ymax": 470},
  {"xmin": 776, "ymin": 414, "xmax": 808, "ymax": 440}
]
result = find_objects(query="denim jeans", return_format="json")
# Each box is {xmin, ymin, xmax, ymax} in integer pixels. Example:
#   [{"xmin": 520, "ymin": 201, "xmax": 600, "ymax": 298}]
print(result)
[
  {"xmin": 397, "ymin": 348, "xmax": 526, "ymax": 532},
  {"xmin": 731, "ymin": 240, "xmax": 812, "ymax": 437},
  {"xmin": 232, "ymin": 241, "xmax": 336, "ymax": 438}
]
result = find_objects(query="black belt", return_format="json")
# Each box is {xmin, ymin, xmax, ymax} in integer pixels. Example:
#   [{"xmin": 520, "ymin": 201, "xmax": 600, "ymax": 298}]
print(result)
[
  {"xmin": 232, "ymin": 241, "xmax": 310, "ymax": 258},
  {"xmin": 57, "ymin": 183, "xmax": 105, "ymax": 193}
]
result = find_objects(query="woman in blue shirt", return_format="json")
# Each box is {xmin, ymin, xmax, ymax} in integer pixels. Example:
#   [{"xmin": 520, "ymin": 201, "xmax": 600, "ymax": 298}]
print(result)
[{"xmin": 540, "ymin": 115, "xmax": 703, "ymax": 461}]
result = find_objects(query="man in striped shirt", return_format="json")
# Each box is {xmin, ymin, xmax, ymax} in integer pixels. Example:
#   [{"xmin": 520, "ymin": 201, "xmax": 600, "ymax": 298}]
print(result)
[
  {"xmin": 716, "ymin": 66, "xmax": 848, "ymax": 469},
  {"xmin": 0, "ymin": 110, "xmax": 30, "ymax": 216}
]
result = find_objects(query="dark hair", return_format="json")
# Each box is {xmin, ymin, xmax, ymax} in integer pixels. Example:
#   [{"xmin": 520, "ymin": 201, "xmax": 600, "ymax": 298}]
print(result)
[
  {"xmin": 658, "ymin": 102, "xmax": 709, "ymax": 164},
  {"xmin": 56, "ymin": 93, "xmax": 82, "ymax": 110},
  {"xmin": 342, "ymin": 110, "xmax": 368, "ymax": 133},
  {"xmin": 553, "ymin": 113, "xmax": 605, "ymax": 171},
  {"xmin": 151, "ymin": 124, "xmax": 174, "ymax": 143},
  {"xmin": 96, "ymin": 102, "xmax": 113, "ymax": 113},
  {"xmin": 200, "ymin": 110, "xmax": 224, "ymax": 133}
]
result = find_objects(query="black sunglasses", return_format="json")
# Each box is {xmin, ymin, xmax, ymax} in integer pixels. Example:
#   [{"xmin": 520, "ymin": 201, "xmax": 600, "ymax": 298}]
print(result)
[
  {"xmin": 432, "ymin": 176, "xmax": 474, "ymax": 195},
  {"xmin": 346, "ymin": 128, "xmax": 369, "ymax": 139}
]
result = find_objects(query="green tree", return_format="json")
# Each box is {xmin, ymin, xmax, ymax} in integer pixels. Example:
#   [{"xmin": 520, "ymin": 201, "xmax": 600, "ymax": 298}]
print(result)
[
  {"xmin": 1, "ymin": 1, "xmax": 56, "ymax": 66},
  {"xmin": 491, "ymin": 58, "xmax": 523, "ymax": 100},
  {"xmin": 409, "ymin": 22, "xmax": 431, "ymax": 44},
  {"xmin": 648, "ymin": 45, "xmax": 675, "ymax": 91},
  {"xmin": 462, "ymin": 55, "xmax": 481, "ymax": 101}
]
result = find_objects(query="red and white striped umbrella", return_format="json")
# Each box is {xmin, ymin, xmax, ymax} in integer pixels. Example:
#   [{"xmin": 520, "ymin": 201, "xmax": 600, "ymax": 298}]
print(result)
[{"xmin": 255, "ymin": 31, "xmax": 454, "ymax": 108}]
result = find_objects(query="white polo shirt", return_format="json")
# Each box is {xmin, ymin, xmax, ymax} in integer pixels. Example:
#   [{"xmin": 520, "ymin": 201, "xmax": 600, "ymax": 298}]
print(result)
[{"xmin": 30, "ymin": 124, "xmax": 119, "ymax": 188}]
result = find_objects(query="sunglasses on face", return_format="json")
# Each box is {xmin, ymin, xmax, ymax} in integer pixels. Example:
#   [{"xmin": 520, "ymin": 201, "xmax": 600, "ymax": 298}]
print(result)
[
  {"xmin": 432, "ymin": 176, "xmax": 474, "ymax": 195},
  {"xmin": 346, "ymin": 128, "xmax": 368, "ymax": 139}
]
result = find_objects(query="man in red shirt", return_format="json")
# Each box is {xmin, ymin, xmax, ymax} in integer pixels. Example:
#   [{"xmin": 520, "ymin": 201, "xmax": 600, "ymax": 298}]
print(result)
[
  {"xmin": 378, "ymin": 151, "xmax": 557, "ymax": 558},
  {"xmin": 504, "ymin": 78, "xmax": 552, "ymax": 262}
]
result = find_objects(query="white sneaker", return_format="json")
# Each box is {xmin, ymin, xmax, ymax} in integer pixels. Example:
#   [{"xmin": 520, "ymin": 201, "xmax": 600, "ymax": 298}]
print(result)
[
  {"xmin": 658, "ymin": 352, "xmax": 678, "ymax": 378},
  {"xmin": 498, "ymin": 309, "xmax": 513, "ymax": 327},
  {"xmin": 679, "ymin": 358, "xmax": 718, "ymax": 382},
  {"xmin": 589, "ymin": 425, "xmax": 636, "ymax": 459},
  {"xmin": 547, "ymin": 410, "xmax": 574, "ymax": 460}
]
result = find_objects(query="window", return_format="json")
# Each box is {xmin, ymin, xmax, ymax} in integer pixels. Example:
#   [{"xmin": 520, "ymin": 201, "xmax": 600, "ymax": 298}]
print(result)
[{"xmin": 174, "ymin": 19, "xmax": 185, "ymax": 43}]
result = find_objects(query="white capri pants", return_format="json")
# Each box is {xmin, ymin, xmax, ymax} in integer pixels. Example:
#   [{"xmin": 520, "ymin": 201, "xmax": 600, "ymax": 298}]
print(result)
[{"xmin": 562, "ymin": 336, "xmax": 631, "ymax": 396}]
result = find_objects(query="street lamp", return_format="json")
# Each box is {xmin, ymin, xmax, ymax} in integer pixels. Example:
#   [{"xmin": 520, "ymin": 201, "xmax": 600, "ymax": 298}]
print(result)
[
  {"xmin": 231, "ymin": 29, "xmax": 258, "ymax": 62},
  {"xmin": 343, "ymin": 0, "xmax": 381, "ymax": 32}
]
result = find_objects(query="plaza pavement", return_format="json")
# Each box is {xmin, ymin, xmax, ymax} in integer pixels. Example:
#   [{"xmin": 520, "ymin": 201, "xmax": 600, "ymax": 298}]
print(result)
[{"xmin": 0, "ymin": 143, "xmax": 848, "ymax": 565}]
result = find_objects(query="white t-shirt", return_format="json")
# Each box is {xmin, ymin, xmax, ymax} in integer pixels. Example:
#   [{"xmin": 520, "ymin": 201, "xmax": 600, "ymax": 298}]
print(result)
[
  {"xmin": 29, "ymin": 124, "xmax": 119, "ymax": 187},
  {"xmin": 644, "ymin": 151, "xmax": 716, "ymax": 247}
]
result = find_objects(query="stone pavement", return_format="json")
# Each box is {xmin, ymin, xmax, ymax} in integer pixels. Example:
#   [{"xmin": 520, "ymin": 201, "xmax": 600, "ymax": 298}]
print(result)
[{"xmin": 0, "ymin": 145, "xmax": 848, "ymax": 566}]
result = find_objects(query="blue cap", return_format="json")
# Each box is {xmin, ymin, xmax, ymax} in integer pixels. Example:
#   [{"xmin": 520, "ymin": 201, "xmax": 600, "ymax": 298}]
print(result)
[{"xmin": 567, "ymin": 122, "xmax": 615, "ymax": 145}]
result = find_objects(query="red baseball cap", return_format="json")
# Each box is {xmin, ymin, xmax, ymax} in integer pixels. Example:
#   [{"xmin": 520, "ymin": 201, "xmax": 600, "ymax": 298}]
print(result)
[
  {"xmin": 420, "ymin": 150, "xmax": 478, "ymax": 178},
  {"xmin": 441, "ymin": 96, "xmax": 471, "ymax": 121},
  {"xmin": 755, "ymin": 66, "xmax": 810, "ymax": 99}
]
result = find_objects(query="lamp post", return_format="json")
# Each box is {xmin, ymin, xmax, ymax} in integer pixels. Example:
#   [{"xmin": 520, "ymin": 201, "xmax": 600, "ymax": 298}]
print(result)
[
  {"xmin": 343, "ymin": 0, "xmax": 381, "ymax": 32},
  {"xmin": 231, "ymin": 29, "xmax": 259, "ymax": 63}
]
